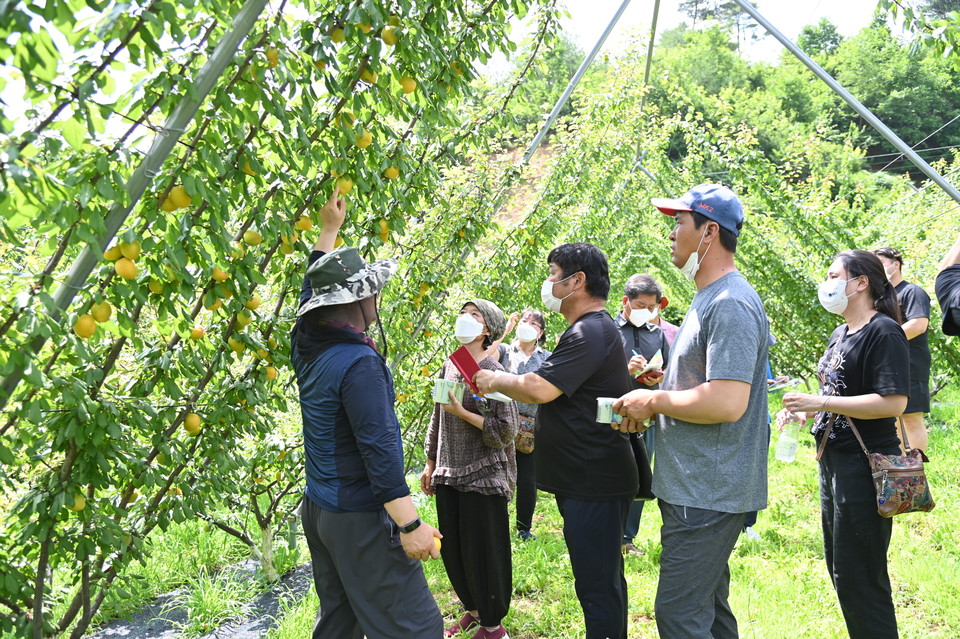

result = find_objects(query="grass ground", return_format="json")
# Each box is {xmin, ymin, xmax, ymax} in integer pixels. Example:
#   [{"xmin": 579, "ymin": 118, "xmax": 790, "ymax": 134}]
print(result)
[
  {"xmin": 64, "ymin": 392, "xmax": 959, "ymax": 638},
  {"xmin": 266, "ymin": 393, "xmax": 960, "ymax": 639}
]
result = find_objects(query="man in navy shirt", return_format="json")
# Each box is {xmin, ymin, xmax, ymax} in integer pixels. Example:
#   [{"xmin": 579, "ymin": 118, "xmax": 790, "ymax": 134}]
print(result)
[{"xmin": 292, "ymin": 188, "xmax": 442, "ymax": 639}]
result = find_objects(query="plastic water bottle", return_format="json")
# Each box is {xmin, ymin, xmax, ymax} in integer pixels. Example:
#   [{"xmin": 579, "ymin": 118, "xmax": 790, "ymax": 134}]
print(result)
[{"xmin": 775, "ymin": 410, "xmax": 802, "ymax": 462}]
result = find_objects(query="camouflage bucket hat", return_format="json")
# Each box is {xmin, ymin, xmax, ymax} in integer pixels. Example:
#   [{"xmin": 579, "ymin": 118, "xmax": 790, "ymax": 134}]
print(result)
[{"xmin": 298, "ymin": 247, "xmax": 398, "ymax": 316}]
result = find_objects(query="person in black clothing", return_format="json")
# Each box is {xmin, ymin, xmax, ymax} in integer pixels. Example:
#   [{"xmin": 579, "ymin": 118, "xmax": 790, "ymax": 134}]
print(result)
[
  {"xmin": 937, "ymin": 230, "xmax": 960, "ymax": 336},
  {"xmin": 614, "ymin": 274, "xmax": 669, "ymax": 556},
  {"xmin": 474, "ymin": 243, "xmax": 638, "ymax": 639},
  {"xmin": 874, "ymin": 247, "xmax": 932, "ymax": 453},
  {"xmin": 292, "ymin": 188, "xmax": 442, "ymax": 639},
  {"xmin": 782, "ymin": 250, "xmax": 909, "ymax": 639}
]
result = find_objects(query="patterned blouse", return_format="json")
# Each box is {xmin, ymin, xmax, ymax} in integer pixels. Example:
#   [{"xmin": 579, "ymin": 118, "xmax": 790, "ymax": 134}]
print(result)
[{"xmin": 500, "ymin": 342, "xmax": 552, "ymax": 419}]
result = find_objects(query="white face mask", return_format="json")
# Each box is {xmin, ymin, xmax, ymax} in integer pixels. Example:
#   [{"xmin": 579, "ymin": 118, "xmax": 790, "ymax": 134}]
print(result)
[
  {"xmin": 884, "ymin": 265, "xmax": 896, "ymax": 281},
  {"xmin": 516, "ymin": 322, "xmax": 539, "ymax": 343},
  {"xmin": 628, "ymin": 307, "xmax": 657, "ymax": 327},
  {"xmin": 818, "ymin": 278, "xmax": 858, "ymax": 315},
  {"xmin": 455, "ymin": 313, "xmax": 485, "ymax": 344},
  {"xmin": 678, "ymin": 228, "xmax": 711, "ymax": 281},
  {"xmin": 541, "ymin": 273, "xmax": 576, "ymax": 313}
]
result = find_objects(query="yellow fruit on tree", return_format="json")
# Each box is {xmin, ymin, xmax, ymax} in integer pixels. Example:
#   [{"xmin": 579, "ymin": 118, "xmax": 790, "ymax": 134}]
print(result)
[
  {"xmin": 114, "ymin": 258, "xmax": 137, "ymax": 280},
  {"xmin": 268, "ymin": 337, "xmax": 278, "ymax": 349},
  {"xmin": 295, "ymin": 215, "xmax": 313, "ymax": 231},
  {"xmin": 91, "ymin": 301, "xmax": 112, "ymax": 323},
  {"xmin": 243, "ymin": 230, "xmax": 263, "ymax": 246},
  {"xmin": 103, "ymin": 245, "xmax": 122, "ymax": 261},
  {"xmin": 265, "ymin": 366, "xmax": 278, "ymax": 380},
  {"xmin": 314, "ymin": 59, "xmax": 327, "ymax": 71},
  {"xmin": 378, "ymin": 219, "xmax": 389, "ymax": 242},
  {"xmin": 358, "ymin": 22, "xmax": 371, "ymax": 33},
  {"xmin": 215, "ymin": 283, "xmax": 233, "ymax": 299},
  {"xmin": 190, "ymin": 327, "xmax": 205, "ymax": 340},
  {"xmin": 265, "ymin": 47, "xmax": 280, "ymax": 67},
  {"xmin": 66, "ymin": 494, "xmax": 86, "ymax": 512},
  {"xmin": 160, "ymin": 196, "xmax": 177, "ymax": 212},
  {"xmin": 421, "ymin": 365, "xmax": 431, "ymax": 377},
  {"xmin": 331, "ymin": 27, "xmax": 345, "ymax": 43},
  {"xmin": 360, "ymin": 67, "xmax": 378, "ymax": 83},
  {"xmin": 423, "ymin": 330, "xmax": 433, "ymax": 338},
  {"xmin": 334, "ymin": 235, "xmax": 344, "ymax": 248},
  {"xmin": 336, "ymin": 176, "xmax": 354, "ymax": 194},
  {"xmin": 356, "ymin": 129, "xmax": 373, "ymax": 149},
  {"xmin": 119, "ymin": 240, "xmax": 141, "ymax": 260},
  {"xmin": 280, "ymin": 231, "xmax": 299, "ymax": 244},
  {"xmin": 383, "ymin": 166, "xmax": 399, "ymax": 179},
  {"xmin": 397, "ymin": 393, "xmax": 407, "ymax": 403},
  {"xmin": 231, "ymin": 244, "xmax": 245, "ymax": 259},
  {"xmin": 279, "ymin": 242, "xmax": 294, "ymax": 255},
  {"xmin": 184, "ymin": 413, "xmax": 202, "ymax": 436},
  {"xmin": 381, "ymin": 25, "xmax": 398, "ymax": 45},
  {"xmin": 236, "ymin": 311, "xmax": 252, "ymax": 327},
  {"xmin": 458, "ymin": 229, "xmax": 466, "ymax": 238},
  {"xmin": 204, "ymin": 298, "xmax": 222, "ymax": 311},
  {"xmin": 450, "ymin": 61, "xmax": 464, "ymax": 75},
  {"xmin": 169, "ymin": 185, "xmax": 192, "ymax": 209},
  {"xmin": 388, "ymin": 15, "xmax": 400, "ymax": 26},
  {"xmin": 241, "ymin": 158, "xmax": 256, "ymax": 176},
  {"xmin": 400, "ymin": 76, "xmax": 416, "ymax": 94},
  {"xmin": 335, "ymin": 110, "xmax": 355, "ymax": 127},
  {"xmin": 527, "ymin": 236, "xmax": 535, "ymax": 245},
  {"xmin": 149, "ymin": 279, "xmax": 165, "ymax": 294},
  {"xmin": 212, "ymin": 267, "xmax": 230, "ymax": 282},
  {"xmin": 245, "ymin": 296, "xmax": 261, "ymax": 310},
  {"xmin": 73, "ymin": 314, "xmax": 96, "ymax": 338},
  {"xmin": 228, "ymin": 336, "xmax": 244, "ymax": 353},
  {"xmin": 256, "ymin": 348, "xmax": 271, "ymax": 361}
]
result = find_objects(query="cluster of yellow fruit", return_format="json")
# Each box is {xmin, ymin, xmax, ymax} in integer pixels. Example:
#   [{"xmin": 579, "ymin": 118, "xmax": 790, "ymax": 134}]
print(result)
[
  {"xmin": 72, "ymin": 299, "xmax": 114, "ymax": 339},
  {"xmin": 265, "ymin": 47, "xmax": 280, "ymax": 68},
  {"xmin": 103, "ymin": 239, "xmax": 141, "ymax": 281},
  {"xmin": 159, "ymin": 185, "xmax": 192, "ymax": 212},
  {"xmin": 412, "ymin": 281, "xmax": 430, "ymax": 306},
  {"xmin": 377, "ymin": 219, "xmax": 390, "ymax": 242}
]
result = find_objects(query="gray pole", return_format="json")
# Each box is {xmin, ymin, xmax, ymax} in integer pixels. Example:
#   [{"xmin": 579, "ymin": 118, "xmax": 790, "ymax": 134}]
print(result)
[
  {"xmin": 0, "ymin": 0, "xmax": 271, "ymax": 409},
  {"xmin": 641, "ymin": 0, "xmax": 662, "ymax": 108},
  {"xmin": 523, "ymin": 0, "xmax": 633, "ymax": 163},
  {"xmin": 730, "ymin": 0, "xmax": 960, "ymax": 206}
]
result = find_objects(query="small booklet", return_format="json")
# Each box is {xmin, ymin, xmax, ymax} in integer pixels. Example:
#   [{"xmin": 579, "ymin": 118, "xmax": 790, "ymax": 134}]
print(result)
[
  {"xmin": 448, "ymin": 346, "xmax": 514, "ymax": 402},
  {"xmin": 634, "ymin": 349, "xmax": 663, "ymax": 378}
]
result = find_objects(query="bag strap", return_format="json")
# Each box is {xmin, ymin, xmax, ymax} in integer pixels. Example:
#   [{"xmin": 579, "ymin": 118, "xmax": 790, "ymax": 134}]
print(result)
[
  {"xmin": 844, "ymin": 416, "xmax": 871, "ymax": 457},
  {"xmin": 897, "ymin": 416, "xmax": 911, "ymax": 452},
  {"xmin": 815, "ymin": 413, "xmax": 837, "ymax": 461}
]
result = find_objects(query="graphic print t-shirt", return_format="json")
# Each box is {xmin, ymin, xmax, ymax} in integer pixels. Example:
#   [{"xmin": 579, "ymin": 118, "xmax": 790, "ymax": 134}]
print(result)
[{"xmin": 812, "ymin": 314, "xmax": 910, "ymax": 453}]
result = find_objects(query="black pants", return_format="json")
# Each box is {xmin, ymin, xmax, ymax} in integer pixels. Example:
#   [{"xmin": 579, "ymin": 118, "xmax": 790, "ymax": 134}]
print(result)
[
  {"xmin": 555, "ymin": 495, "xmax": 631, "ymax": 639},
  {"xmin": 515, "ymin": 450, "xmax": 537, "ymax": 533},
  {"xmin": 435, "ymin": 485, "xmax": 512, "ymax": 627},
  {"xmin": 820, "ymin": 445, "xmax": 899, "ymax": 639},
  {"xmin": 301, "ymin": 496, "xmax": 443, "ymax": 639}
]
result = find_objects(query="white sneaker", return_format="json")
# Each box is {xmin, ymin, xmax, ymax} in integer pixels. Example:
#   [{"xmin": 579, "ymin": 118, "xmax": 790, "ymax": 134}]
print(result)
[{"xmin": 743, "ymin": 527, "xmax": 761, "ymax": 541}]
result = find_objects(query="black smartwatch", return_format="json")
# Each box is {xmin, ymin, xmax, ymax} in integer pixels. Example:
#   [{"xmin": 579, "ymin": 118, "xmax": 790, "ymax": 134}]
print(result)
[{"xmin": 398, "ymin": 517, "xmax": 422, "ymax": 534}]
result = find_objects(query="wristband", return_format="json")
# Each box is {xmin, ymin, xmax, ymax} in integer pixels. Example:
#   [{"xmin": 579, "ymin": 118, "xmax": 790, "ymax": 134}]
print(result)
[{"xmin": 398, "ymin": 517, "xmax": 421, "ymax": 534}]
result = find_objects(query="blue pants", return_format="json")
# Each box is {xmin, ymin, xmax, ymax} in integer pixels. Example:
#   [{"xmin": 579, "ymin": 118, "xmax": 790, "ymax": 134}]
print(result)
[{"xmin": 556, "ymin": 495, "xmax": 631, "ymax": 639}]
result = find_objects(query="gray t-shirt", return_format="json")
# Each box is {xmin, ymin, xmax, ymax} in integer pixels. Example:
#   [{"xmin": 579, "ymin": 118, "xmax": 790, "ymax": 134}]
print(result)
[{"xmin": 655, "ymin": 271, "xmax": 769, "ymax": 513}]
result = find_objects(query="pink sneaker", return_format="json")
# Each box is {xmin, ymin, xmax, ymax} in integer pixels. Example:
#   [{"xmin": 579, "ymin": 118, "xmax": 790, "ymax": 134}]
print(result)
[
  {"xmin": 471, "ymin": 625, "xmax": 509, "ymax": 639},
  {"xmin": 444, "ymin": 612, "xmax": 478, "ymax": 637}
]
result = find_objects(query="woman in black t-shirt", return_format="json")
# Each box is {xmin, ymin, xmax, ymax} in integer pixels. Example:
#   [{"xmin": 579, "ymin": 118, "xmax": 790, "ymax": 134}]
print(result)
[{"xmin": 781, "ymin": 250, "xmax": 909, "ymax": 639}]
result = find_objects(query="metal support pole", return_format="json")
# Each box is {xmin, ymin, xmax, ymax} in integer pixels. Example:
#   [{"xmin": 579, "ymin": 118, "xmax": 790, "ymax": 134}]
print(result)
[
  {"xmin": 730, "ymin": 0, "xmax": 960, "ymax": 206},
  {"xmin": 0, "ymin": 0, "xmax": 271, "ymax": 409},
  {"xmin": 641, "ymin": 0, "xmax": 662, "ymax": 108},
  {"xmin": 523, "ymin": 0, "xmax": 633, "ymax": 163}
]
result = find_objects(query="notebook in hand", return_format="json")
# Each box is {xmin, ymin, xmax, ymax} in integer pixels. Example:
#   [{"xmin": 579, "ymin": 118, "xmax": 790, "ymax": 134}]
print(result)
[{"xmin": 448, "ymin": 346, "xmax": 513, "ymax": 402}]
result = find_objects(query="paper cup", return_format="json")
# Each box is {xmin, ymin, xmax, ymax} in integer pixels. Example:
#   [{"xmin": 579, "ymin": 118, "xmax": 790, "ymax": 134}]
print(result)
[
  {"xmin": 432, "ymin": 379, "xmax": 465, "ymax": 404},
  {"xmin": 596, "ymin": 397, "xmax": 623, "ymax": 424}
]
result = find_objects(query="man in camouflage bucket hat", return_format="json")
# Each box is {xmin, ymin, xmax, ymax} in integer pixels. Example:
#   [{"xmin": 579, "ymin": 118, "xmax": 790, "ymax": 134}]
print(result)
[{"xmin": 292, "ymin": 188, "xmax": 443, "ymax": 639}]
